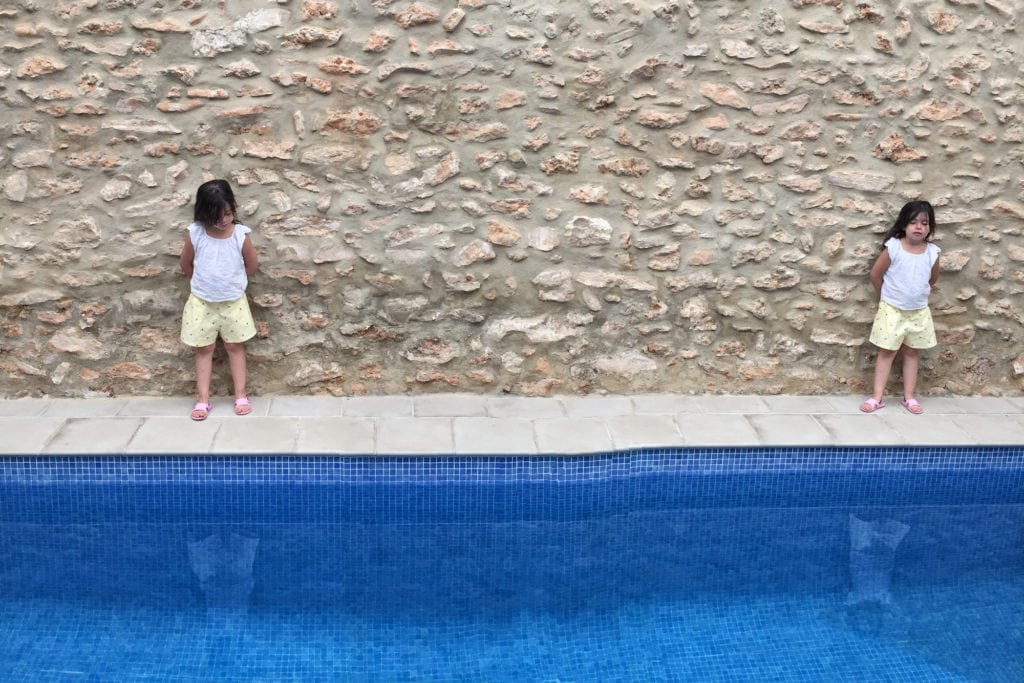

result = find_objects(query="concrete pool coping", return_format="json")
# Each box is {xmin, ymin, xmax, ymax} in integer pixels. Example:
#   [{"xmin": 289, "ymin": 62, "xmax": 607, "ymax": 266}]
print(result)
[{"xmin": 2, "ymin": 394, "xmax": 1022, "ymax": 456}]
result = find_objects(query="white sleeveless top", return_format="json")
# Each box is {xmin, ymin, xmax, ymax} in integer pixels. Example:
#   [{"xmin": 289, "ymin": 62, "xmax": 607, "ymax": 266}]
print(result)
[
  {"xmin": 879, "ymin": 237, "xmax": 940, "ymax": 311},
  {"xmin": 187, "ymin": 222, "xmax": 250, "ymax": 303}
]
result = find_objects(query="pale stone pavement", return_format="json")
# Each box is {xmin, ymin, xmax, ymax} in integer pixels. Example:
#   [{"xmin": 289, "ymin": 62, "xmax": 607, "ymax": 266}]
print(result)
[{"xmin": 1, "ymin": 394, "xmax": 1022, "ymax": 455}]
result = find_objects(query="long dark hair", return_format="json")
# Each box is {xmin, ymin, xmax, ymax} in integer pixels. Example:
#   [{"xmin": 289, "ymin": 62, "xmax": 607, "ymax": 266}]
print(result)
[
  {"xmin": 882, "ymin": 200, "xmax": 935, "ymax": 246},
  {"xmin": 193, "ymin": 179, "xmax": 238, "ymax": 228}
]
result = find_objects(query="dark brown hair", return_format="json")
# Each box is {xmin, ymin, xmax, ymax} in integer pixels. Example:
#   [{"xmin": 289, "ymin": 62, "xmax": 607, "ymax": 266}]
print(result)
[
  {"xmin": 193, "ymin": 179, "xmax": 238, "ymax": 228},
  {"xmin": 882, "ymin": 200, "xmax": 936, "ymax": 246}
]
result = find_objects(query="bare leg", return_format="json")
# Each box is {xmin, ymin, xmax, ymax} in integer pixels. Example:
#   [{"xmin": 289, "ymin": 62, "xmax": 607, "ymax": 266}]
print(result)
[
  {"xmin": 901, "ymin": 345, "xmax": 919, "ymax": 401},
  {"xmin": 193, "ymin": 343, "xmax": 216, "ymax": 403},
  {"xmin": 223, "ymin": 341, "xmax": 248, "ymax": 400},
  {"xmin": 871, "ymin": 348, "xmax": 898, "ymax": 401}
]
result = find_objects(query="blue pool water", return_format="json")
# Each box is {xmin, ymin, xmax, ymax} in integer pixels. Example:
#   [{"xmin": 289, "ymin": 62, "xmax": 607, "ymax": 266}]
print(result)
[{"xmin": 1, "ymin": 448, "xmax": 1023, "ymax": 681}]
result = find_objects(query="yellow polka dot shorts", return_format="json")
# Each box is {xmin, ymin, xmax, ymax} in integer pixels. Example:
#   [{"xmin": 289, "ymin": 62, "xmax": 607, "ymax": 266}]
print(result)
[
  {"xmin": 180, "ymin": 294, "xmax": 257, "ymax": 347},
  {"xmin": 868, "ymin": 300, "xmax": 936, "ymax": 351}
]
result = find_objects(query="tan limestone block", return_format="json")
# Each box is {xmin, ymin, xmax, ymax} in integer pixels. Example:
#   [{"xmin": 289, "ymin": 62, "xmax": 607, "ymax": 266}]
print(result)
[
  {"xmin": 487, "ymin": 221, "xmax": 521, "ymax": 247},
  {"xmin": 130, "ymin": 17, "xmax": 190, "ymax": 32},
  {"xmin": 16, "ymin": 57, "xmax": 67, "ymax": 79},
  {"xmin": 392, "ymin": 3, "xmax": 440, "ymax": 29},
  {"xmin": 105, "ymin": 362, "xmax": 153, "ymax": 381},
  {"xmin": 302, "ymin": 1, "xmax": 338, "ymax": 20},
  {"xmin": 281, "ymin": 27, "xmax": 342, "ymax": 48},
  {"xmin": 362, "ymin": 30, "xmax": 394, "ymax": 52},
  {"xmin": 635, "ymin": 111, "xmax": 688, "ymax": 129},
  {"xmin": 443, "ymin": 8, "xmax": 466, "ymax": 32},
  {"xmin": 78, "ymin": 20, "xmax": 123, "ymax": 35},
  {"xmin": 321, "ymin": 109, "xmax": 382, "ymax": 136},
  {"xmin": 48, "ymin": 328, "xmax": 108, "ymax": 360},
  {"xmin": 699, "ymin": 83, "xmax": 749, "ymax": 109},
  {"xmin": 568, "ymin": 185, "xmax": 609, "ymax": 205},
  {"xmin": 158, "ymin": 100, "xmax": 204, "ymax": 113},
  {"xmin": 318, "ymin": 56, "xmax": 370, "ymax": 75},
  {"xmin": 452, "ymin": 239, "xmax": 496, "ymax": 266}
]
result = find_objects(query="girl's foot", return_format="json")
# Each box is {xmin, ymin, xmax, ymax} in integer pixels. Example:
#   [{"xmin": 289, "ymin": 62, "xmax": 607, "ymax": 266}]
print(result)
[
  {"xmin": 901, "ymin": 398, "xmax": 924, "ymax": 414},
  {"xmin": 191, "ymin": 402, "xmax": 212, "ymax": 421},
  {"xmin": 234, "ymin": 397, "xmax": 251, "ymax": 416},
  {"xmin": 859, "ymin": 397, "xmax": 885, "ymax": 413}
]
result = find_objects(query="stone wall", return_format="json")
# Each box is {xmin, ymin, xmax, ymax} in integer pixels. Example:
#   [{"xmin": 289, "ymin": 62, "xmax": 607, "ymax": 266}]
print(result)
[{"xmin": 2, "ymin": 0, "xmax": 1023, "ymax": 398}]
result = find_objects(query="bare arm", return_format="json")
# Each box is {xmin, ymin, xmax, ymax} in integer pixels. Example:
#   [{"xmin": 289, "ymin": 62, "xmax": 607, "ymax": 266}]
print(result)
[
  {"xmin": 869, "ymin": 249, "xmax": 891, "ymax": 295},
  {"xmin": 179, "ymin": 236, "xmax": 195, "ymax": 277},
  {"xmin": 929, "ymin": 254, "xmax": 940, "ymax": 287},
  {"xmin": 241, "ymin": 235, "xmax": 259, "ymax": 276}
]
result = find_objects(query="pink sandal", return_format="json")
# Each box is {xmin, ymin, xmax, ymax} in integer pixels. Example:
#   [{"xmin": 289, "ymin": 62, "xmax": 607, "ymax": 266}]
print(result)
[
  {"xmin": 191, "ymin": 402, "xmax": 212, "ymax": 421},
  {"xmin": 234, "ymin": 397, "xmax": 251, "ymax": 416},
  {"xmin": 859, "ymin": 397, "xmax": 885, "ymax": 413},
  {"xmin": 901, "ymin": 398, "xmax": 924, "ymax": 414}
]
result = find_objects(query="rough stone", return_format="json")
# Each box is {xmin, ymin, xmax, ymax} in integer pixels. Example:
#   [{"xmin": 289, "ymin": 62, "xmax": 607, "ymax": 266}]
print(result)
[
  {"xmin": 48, "ymin": 328, "xmax": 108, "ymax": 360},
  {"xmin": 0, "ymin": 0, "xmax": 1018, "ymax": 398}
]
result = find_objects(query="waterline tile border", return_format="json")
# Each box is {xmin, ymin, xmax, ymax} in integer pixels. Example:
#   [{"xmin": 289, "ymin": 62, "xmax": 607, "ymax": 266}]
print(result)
[{"xmin": 1, "ymin": 446, "xmax": 1022, "ymax": 484}]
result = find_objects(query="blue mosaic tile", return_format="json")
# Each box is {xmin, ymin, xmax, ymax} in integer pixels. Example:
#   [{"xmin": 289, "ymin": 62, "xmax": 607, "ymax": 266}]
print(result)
[
  {"xmin": 0, "ymin": 448, "xmax": 1022, "ymax": 681},
  {"xmin": 2, "ymin": 446, "xmax": 1024, "ymax": 485}
]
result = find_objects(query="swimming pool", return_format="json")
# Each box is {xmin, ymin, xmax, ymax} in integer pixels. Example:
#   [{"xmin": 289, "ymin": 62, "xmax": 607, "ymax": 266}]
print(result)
[{"xmin": 1, "ymin": 447, "xmax": 1022, "ymax": 681}]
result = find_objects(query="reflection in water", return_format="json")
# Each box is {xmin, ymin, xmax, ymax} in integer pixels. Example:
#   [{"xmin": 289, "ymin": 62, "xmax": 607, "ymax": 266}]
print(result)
[
  {"xmin": 0, "ymin": 475, "xmax": 1022, "ymax": 681},
  {"xmin": 187, "ymin": 531, "xmax": 259, "ymax": 612},
  {"xmin": 846, "ymin": 515, "xmax": 910, "ymax": 607},
  {"xmin": 0, "ymin": 505, "xmax": 1015, "ymax": 615}
]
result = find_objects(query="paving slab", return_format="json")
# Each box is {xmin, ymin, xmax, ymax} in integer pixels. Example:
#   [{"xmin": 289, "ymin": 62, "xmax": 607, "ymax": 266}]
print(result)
[
  {"xmin": 562, "ymin": 396, "xmax": 636, "ymax": 419},
  {"xmin": 631, "ymin": 394, "xmax": 704, "ymax": 415},
  {"xmin": 909, "ymin": 397, "xmax": 969, "ymax": 415},
  {"xmin": 676, "ymin": 413, "xmax": 760, "ymax": 447},
  {"xmin": 127, "ymin": 417, "xmax": 219, "ymax": 454},
  {"xmin": 747, "ymin": 414, "xmax": 833, "ymax": 446},
  {"xmin": 946, "ymin": 414, "xmax": 1024, "ymax": 445},
  {"xmin": 0, "ymin": 400, "xmax": 50, "ymax": 417},
  {"xmin": 692, "ymin": 395, "xmax": 771, "ymax": 415},
  {"xmin": 267, "ymin": 396, "xmax": 345, "ymax": 417},
  {"xmin": 453, "ymin": 417, "xmax": 536, "ymax": 455},
  {"xmin": 605, "ymin": 415, "xmax": 683, "ymax": 449},
  {"xmin": 879, "ymin": 413, "xmax": 974, "ymax": 445},
  {"xmin": 0, "ymin": 394, "xmax": 1021, "ymax": 455},
  {"xmin": 945, "ymin": 397, "xmax": 1019, "ymax": 414},
  {"xmin": 1005, "ymin": 397, "xmax": 1024, "ymax": 412},
  {"xmin": 293, "ymin": 417, "xmax": 375, "ymax": 454},
  {"xmin": 487, "ymin": 397, "xmax": 566, "ymax": 419},
  {"xmin": 118, "ymin": 397, "xmax": 194, "ymax": 418},
  {"xmin": 760, "ymin": 395, "xmax": 839, "ymax": 415},
  {"xmin": 375, "ymin": 417, "xmax": 454, "ymax": 455},
  {"xmin": 43, "ymin": 418, "xmax": 143, "ymax": 455},
  {"xmin": 534, "ymin": 418, "xmax": 613, "ymax": 454},
  {"xmin": 814, "ymin": 414, "xmax": 909, "ymax": 446},
  {"xmin": 341, "ymin": 396, "xmax": 414, "ymax": 418},
  {"xmin": 414, "ymin": 395, "xmax": 489, "ymax": 418},
  {"xmin": 211, "ymin": 418, "xmax": 300, "ymax": 454},
  {"xmin": 821, "ymin": 396, "xmax": 868, "ymax": 414},
  {"xmin": 42, "ymin": 398, "xmax": 128, "ymax": 417},
  {"xmin": 0, "ymin": 417, "xmax": 66, "ymax": 454}
]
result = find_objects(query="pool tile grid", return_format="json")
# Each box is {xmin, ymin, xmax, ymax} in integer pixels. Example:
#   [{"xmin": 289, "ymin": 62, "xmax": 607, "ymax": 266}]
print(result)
[
  {"xmin": 3, "ymin": 396, "xmax": 1023, "ymax": 683},
  {"xmin": 1, "ymin": 394, "xmax": 1023, "ymax": 456}
]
